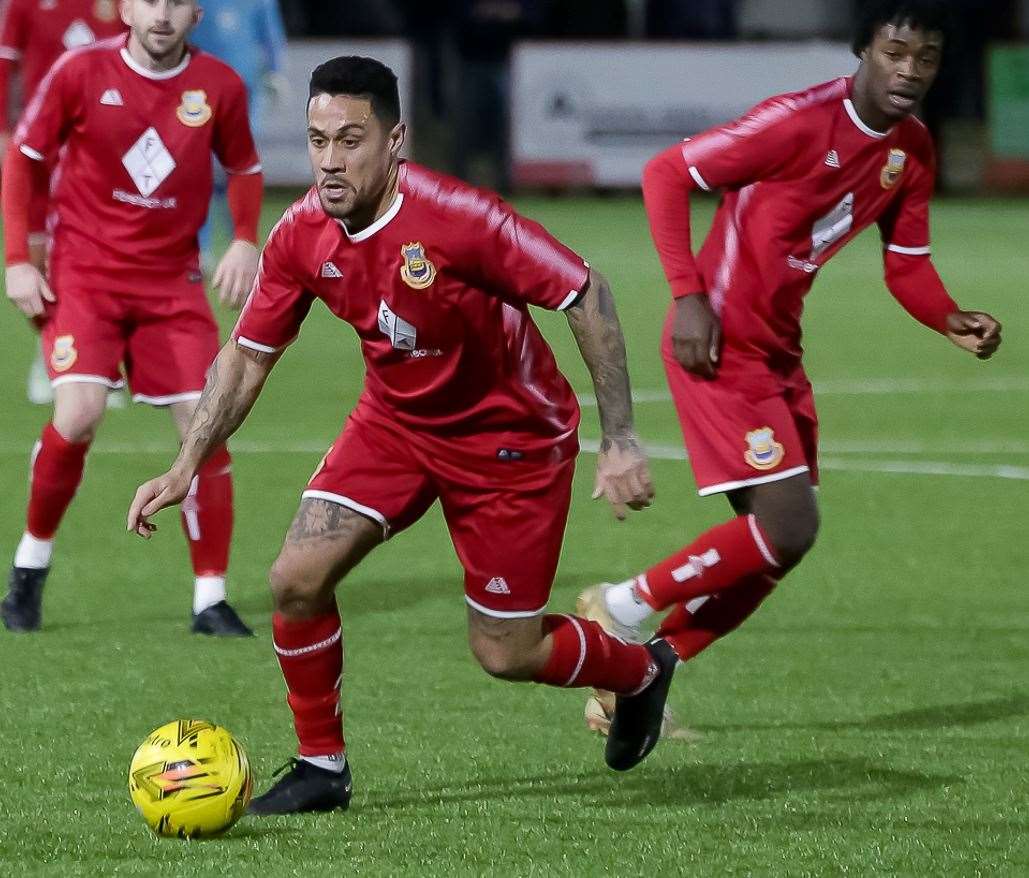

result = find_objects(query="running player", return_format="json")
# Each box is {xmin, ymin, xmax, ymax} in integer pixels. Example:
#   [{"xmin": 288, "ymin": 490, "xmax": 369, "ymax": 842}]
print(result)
[
  {"xmin": 578, "ymin": 0, "xmax": 1002, "ymax": 766},
  {"xmin": 2, "ymin": 0, "xmax": 263, "ymax": 636},
  {"xmin": 128, "ymin": 55, "xmax": 662, "ymax": 813}
]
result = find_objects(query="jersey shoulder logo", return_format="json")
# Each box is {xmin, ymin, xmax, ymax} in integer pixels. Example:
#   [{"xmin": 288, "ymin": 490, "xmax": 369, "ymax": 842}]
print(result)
[
  {"xmin": 824, "ymin": 149, "xmax": 840, "ymax": 169},
  {"xmin": 320, "ymin": 261, "xmax": 343, "ymax": 278},
  {"xmin": 176, "ymin": 90, "xmax": 212, "ymax": 128},
  {"xmin": 99, "ymin": 88, "xmax": 123, "ymax": 106},
  {"xmin": 94, "ymin": 0, "xmax": 118, "ymax": 22},
  {"xmin": 50, "ymin": 335, "xmax": 78, "ymax": 372},
  {"xmin": 743, "ymin": 427, "xmax": 784, "ymax": 471},
  {"xmin": 399, "ymin": 241, "xmax": 436, "ymax": 290},
  {"xmin": 880, "ymin": 148, "xmax": 906, "ymax": 189}
]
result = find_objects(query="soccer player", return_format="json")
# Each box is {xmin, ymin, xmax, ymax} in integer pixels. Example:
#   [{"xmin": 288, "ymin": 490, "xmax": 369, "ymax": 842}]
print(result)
[
  {"xmin": 577, "ymin": 0, "xmax": 1003, "ymax": 763},
  {"xmin": 0, "ymin": 0, "xmax": 127, "ymax": 404},
  {"xmin": 2, "ymin": 0, "xmax": 264, "ymax": 636},
  {"xmin": 128, "ymin": 55, "xmax": 663, "ymax": 813}
]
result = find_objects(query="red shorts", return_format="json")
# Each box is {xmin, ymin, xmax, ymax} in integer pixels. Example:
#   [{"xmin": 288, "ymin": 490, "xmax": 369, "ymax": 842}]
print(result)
[
  {"xmin": 42, "ymin": 270, "xmax": 219, "ymax": 405},
  {"xmin": 663, "ymin": 343, "xmax": 819, "ymax": 497},
  {"xmin": 305, "ymin": 402, "xmax": 576, "ymax": 617}
]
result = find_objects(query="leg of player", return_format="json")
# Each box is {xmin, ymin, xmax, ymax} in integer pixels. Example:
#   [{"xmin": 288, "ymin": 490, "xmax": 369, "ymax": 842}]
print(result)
[
  {"xmin": 3, "ymin": 382, "xmax": 107, "ymax": 632},
  {"xmin": 248, "ymin": 498, "xmax": 383, "ymax": 816},
  {"xmin": 168, "ymin": 400, "xmax": 252, "ymax": 637}
]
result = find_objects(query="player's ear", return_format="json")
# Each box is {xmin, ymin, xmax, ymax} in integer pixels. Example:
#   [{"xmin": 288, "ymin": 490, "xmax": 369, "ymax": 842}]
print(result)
[
  {"xmin": 118, "ymin": 0, "xmax": 131, "ymax": 27},
  {"xmin": 388, "ymin": 122, "xmax": 406, "ymax": 159}
]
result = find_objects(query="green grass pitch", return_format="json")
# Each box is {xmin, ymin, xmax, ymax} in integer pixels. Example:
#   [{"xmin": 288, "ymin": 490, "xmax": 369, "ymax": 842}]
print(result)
[{"xmin": 0, "ymin": 193, "xmax": 1026, "ymax": 875}]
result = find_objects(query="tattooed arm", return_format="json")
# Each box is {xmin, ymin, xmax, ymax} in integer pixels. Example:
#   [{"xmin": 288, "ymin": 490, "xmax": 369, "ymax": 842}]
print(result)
[
  {"xmin": 127, "ymin": 340, "xmax": 279, "ymax": 537},
  {"xmin": 565, "ymin": 268, "xmax": 654, "ymax": 520}
]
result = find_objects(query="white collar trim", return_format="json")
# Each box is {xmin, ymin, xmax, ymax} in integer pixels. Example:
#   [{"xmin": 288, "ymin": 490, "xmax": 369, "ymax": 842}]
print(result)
[
  {"xmin": 843, "ymin": 98, "xmax": 890, "ymax": 139},
  {"xmin": 120, "ymin": 46, "xmax": 191, "ymax": 81},
  {"xmin": 338, "ymin": 192, "xmax": 404, "ymax": 242}
]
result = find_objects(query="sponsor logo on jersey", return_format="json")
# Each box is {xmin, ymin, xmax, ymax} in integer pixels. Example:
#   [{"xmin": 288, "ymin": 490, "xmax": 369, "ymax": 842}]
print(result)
[
  {"xmin": 377, "ymin": 299, "xmax": 417, "ymax": 351},
  {"xmin": 824, "ymin": 149, "xmax": 840, "ymax": 169},
  {"xmin": 50, "ymin": 335, "xmax": 77, "ymax": 372},
  {"xmin": 880, "ymin": 148, "xmax": 906, "ymax": 189},
  {"xmin": 94, "ymin": 0, "xmax": 118, "ymax": 22},
  {"xmin": 743, "ymin": 427, "xmax": 785, "ymax": 471},
  {"xmin": 176, "ymin": 90, "xmax": 212, "ymax": 128},
  {"xmin": 99, "ymin": 88, "xmax": 123, "ymax": 106},
  {"xmin": 399, "ymin": 242, "xmax": 436, "ymax": 289},
  {"xmin": 484, "ymin": 577, "xmax": 511, "ymax": 595},
  {"xmin": 320, "ymin": 261, "xmax": 343, "ymax": 278},
  {"xmin": 122, "ymin": 127, "xmax": 175, "ymax": 197}
]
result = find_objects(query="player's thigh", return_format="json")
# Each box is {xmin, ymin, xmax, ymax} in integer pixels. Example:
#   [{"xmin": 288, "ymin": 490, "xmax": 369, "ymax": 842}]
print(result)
[
  {"xmin": 52, "ymin": 380, "xmax": 110, "ymax": 442},
  {"xmin": 125, "ymin": 283, "xmax": 218, "ymax": 406},
  {"xmin": 168, "ymin": 398, "xmax": 198, "ymax": 439},
  {"xmin": 439, "ymin": 457, "xmax": 575, "ymax": 619}
]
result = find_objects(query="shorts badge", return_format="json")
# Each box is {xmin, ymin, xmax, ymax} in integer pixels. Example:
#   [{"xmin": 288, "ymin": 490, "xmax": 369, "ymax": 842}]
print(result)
[
  {"xmin": 399, "ymin": 241, "xmax": 436, "ymax": 289},
  {"xmin": 744, "ymin": 427, "xmax": 784, "ymax": 471},
  {"xmin": 51, "ymin": 335, "xmax": 78, "ymax": 372},
  {"xmin": 176, "ymin": 90, "xmax": 212, "ymax": 127},
  {"xmin": 880, "ymin": 148, "xmax": 906, "ymax": 189}
]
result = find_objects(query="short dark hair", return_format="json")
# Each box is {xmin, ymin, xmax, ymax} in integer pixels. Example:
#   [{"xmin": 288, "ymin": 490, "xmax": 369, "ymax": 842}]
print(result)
[
  {"xmin": 308, "ymin": 56, "xmax": 401, "ymax": 127},
  {"xmin": 852, "ymin": 0, "xmax": 952, "ymax": 56}
]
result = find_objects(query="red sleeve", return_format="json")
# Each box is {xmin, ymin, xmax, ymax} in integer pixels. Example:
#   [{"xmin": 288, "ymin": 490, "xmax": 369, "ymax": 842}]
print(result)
[
  {"xmin": 2, "ymin": 142, "xmax": 31, "ymax": 263},
  {"xmin": 883, "ymin": 252, "xmax": 956, "ymax": 335},
  {"xmin": 473, "ymin": 196, "xmax": 589, "ymax": 310},
  {"xmin": 212, "ymin": 71, "xmax": 261, "ymax": 175},
  {"xmin": 227, "ymin": 171, "xmax": 263, "ymax": 243},
  {"xmin": 641, "ymin": 144, "xmax": 704, "ymax": 299},
  {"xmin": 0, "ymin": 0, "xmax": 29, "ymax": 130},
  {"xmin": 13, "ymin": 52, "xmax": 78, "ymax": 160},
  {"xmin": 231, "ymin": 216, "xmax": 314, "ymax": 352}
]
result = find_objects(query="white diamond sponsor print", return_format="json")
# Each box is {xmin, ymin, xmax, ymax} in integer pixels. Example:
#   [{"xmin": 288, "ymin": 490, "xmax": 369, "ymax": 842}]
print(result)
[{"xmin": 121, "ymin": 127, "xmax": 175, "ymax": 197}]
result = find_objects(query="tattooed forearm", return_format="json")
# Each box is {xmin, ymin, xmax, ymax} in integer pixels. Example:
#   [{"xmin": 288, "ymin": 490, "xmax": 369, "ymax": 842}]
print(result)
[
  {"xmin": 565, "ymin": 269, "xmax": 637, "ymax": 449},
  {"xmin": 174, "ymin": 340, "xmax": 278, "ymax": 473}
]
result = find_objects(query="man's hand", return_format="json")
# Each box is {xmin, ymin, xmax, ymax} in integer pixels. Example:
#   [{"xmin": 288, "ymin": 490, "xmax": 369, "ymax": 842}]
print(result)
[
  {"xmin": 945, "ymin": 311, "xmax": 1002, "ymax": 360},
  {"xmin": 127, "ymin": 468, "xmax": 194, "ymax": 538},
  {"xmin": 5, "ymin": 262, "xmax": 55, "ymax": 318},
  {"xmin": 212, "ymin": 239, "xmax": 259, "ymax": 309},
  {"xmin": 671, "ymin": 293, "xmax": 721, "ymax": 378},
  {"xmin": 592, "ymin": 435, "xmax": 655, "ymax": 521}
]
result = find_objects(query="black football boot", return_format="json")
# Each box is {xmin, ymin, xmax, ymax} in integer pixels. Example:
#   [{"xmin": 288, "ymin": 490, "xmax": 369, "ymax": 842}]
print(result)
[
  {"xmin": 2, "ymin": 566, "xmax": 49, "ymax": 632},
  {"xmin": 248, "ymin": 758, "xmax": 353, "ymax": 815},
  {"xmin": 191, "ymin": 600, "xmax": 255, "ymax": 637}
]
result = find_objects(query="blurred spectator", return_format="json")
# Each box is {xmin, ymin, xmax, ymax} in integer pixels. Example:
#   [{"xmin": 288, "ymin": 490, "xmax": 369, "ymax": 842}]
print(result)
[
  {"xmin": 647, "ymin": 0, "xmax": 739, "ymax": 38},
  {"xmin": 191, "ymin": 0, "xmax": 287, "ymax": 266}
]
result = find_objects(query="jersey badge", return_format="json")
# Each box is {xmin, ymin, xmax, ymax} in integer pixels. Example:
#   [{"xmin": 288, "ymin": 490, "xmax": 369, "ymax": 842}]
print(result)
[
  {"xmin": 399, "ymin": 242, "xmax": 436, "ymax": 290},
  {"xmin": 94, "ymin": 0, "xmax": 118, "ymax": 22},
  {"xmin": 880, "ymin": 148, "xmax": 906, "ymax": 189},
  {"xmin": 50, "ymin": 335, "xmax": 78, "ymax": 373},
  {"xmin": 176, "ymin": 90, "xmax": 213, "ymax": 128},
  {"xmin": 744, "ymin": 427, "xmax": 784, "ymax": 471}
]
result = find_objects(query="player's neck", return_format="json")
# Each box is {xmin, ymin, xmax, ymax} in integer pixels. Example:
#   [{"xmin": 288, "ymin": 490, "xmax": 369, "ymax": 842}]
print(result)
[
  {"xmin": 341, "ymin": 164, "xmax": 400, "ymax": 236},
  {"xmin": 850, "ymin": 72, "xmax": 894, "ymax": 135},
  {"xmin": 126, "ymin": 34, "xmax": 188, "ymax": 74}
]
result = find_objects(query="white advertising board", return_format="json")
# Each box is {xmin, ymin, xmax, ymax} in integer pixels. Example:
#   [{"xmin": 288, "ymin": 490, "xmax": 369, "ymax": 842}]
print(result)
[
  {"xmin": 256, "ymin": 39, "xmax": 413, "ymax": 186},
  {"xmin": 511, "ymin": 41, "xmax": 855, "ymax": 187}
]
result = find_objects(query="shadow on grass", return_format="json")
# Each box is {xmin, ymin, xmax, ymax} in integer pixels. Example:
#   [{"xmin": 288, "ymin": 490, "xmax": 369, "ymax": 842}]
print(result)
[
  {"xmin": 359, "ymin": 756, "xmax": 956, "ymax": 812},
  {"xmin": 697, "ymin": 693, "xmax": 1029, "ymax": 733}
]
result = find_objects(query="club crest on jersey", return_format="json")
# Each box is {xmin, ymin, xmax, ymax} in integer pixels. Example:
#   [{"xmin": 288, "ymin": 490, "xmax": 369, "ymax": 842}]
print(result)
[
  {"xmin": 50, "ymin": 335, "xmax": 78, "ymax": 373},
  {"xmin": 399, "ymin": 242, "xmax": 436, "ymax": 289},
  {"xmin": 880, "ymin": 148, "xmax": 906, "ymax": 189},
  {"xmin": 176, "ymin": 90, "xmax": 212, "ymax": 128},
  {"xmin": 94, "ymin": 0, "xmax": 118, "ymax": 22},
  {"xmin": 743, "ymin": 427, "xmax": 785, "ymax": 471}
]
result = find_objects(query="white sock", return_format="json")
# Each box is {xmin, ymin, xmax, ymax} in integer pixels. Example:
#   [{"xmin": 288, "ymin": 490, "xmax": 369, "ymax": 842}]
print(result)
[
  {"xmin": 193, "ymin": 575, "xmax": 226, "ymax": 615},
  {"xmin": 301, "ymin": 753, "xmax": 346, "ymax": 773},
  {"xmin": 14, "ymin": 533, "xmax": 53, "ymax": 569},
  {"xmin": 605, "ymin": 578, "xmax": 654, "ymax": 627}
]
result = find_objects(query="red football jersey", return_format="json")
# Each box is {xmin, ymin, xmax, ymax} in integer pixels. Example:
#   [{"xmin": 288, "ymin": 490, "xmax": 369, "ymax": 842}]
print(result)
[
  {"xmin": 678, "ymin": 76, "xmax": 934, "ymax": 363},
  {"xmin": 234, "ymin": 162, "xmax": 589, "ymax": 456},
  {"xmin": 14, "ymin": 34, "xmax": 260, "ymax": 288},
  {"xmin": 0, "ymin": 0, "xmax": 126, "ymax": 118}
]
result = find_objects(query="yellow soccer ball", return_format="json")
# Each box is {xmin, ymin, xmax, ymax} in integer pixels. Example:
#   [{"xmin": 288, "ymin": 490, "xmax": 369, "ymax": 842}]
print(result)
[{"xmin": 128, "ymin": 720, "xmax": 253, "ymax": 839}]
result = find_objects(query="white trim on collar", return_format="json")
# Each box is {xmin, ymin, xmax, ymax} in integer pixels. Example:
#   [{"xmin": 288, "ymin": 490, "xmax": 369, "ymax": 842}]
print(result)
[
  {"xmin": 843, "ymin": 98, "xmax": 890, "ymax": 139},
  {"xmin": 338, "ymin": 192, "xmax": 404, "ymax": 243},
  {"xmin": 119, "ymin": 46, "xmax": 191, "ymax": 81}
]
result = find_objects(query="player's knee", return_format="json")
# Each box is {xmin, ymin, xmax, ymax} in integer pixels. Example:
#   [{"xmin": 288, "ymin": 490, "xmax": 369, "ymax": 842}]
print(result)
[
  {"xmin": 759, "ymin": 504, "xmax": 820, "ymax": 568},
  {"xmin": 468, "ymin": 632, "xmax": 535, "ymax": 681},
  {"xmin": 52, "ymin": 410, "xmax": 104, "ymax": 444},
  {"xmin": 268, "ymin": 555, "xmax": 333, "ymax": 615}
]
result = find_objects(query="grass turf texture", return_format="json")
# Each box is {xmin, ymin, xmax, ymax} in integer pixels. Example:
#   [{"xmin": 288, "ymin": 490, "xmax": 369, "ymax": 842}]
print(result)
[{"xmin": 0, "ymin": 193, "xmax": 1026, "ymax": 875}]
